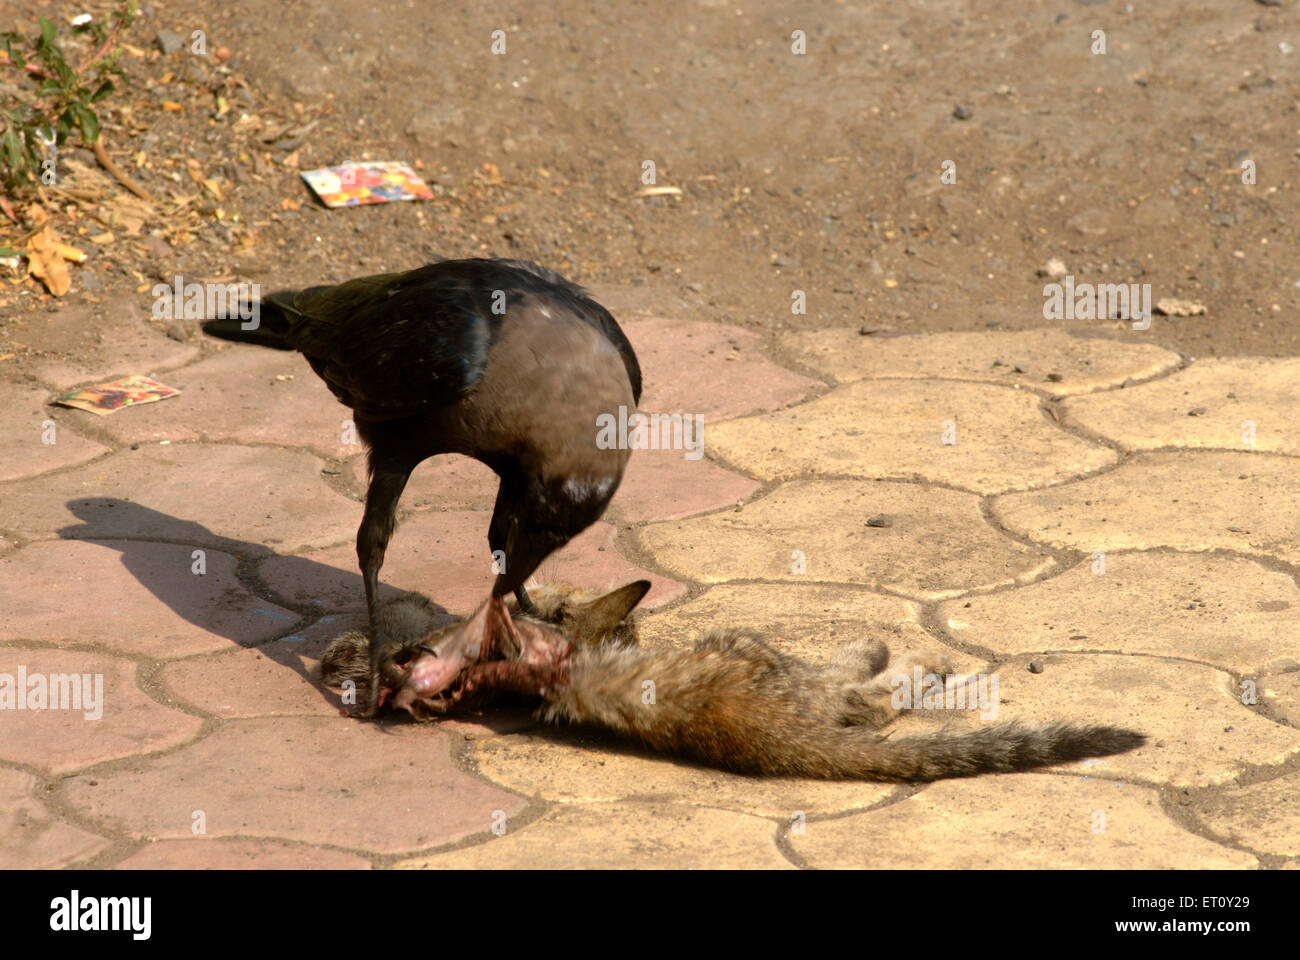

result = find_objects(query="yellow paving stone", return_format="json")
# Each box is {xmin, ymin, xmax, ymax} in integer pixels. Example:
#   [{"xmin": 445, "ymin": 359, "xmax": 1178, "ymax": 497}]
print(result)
[
  {"xmin": 1193, "ymin": 774, "xmax": 1300, "ymax": 857},
  {"xmin": 397, "ymin": 802, "xmax": 792, "ymax": 869},
  {"xmin": 940, "ymin": 552, "xmax": 1300, "ymax": 675},
  {"xmin": 780, "ymin": 327, "xmax": 1181, "ymax": 396},
  {"xmin": 706, "ymin": 380, "xmax": 1117, "ymax": 493},
  {"xmin": 1260, "ymin": 670, "xmax": 1300, "ymax": 727},
  {"xmin": 638, "ymin": 582, "xmax": 942, "ymax": 665},
  {"xmin": 988, "ymin": 654, "xmax": 1300, "ymax": 788},
  {"xmin": 1065, "ymin": 357, "xmax": 1300, "ymax": 454},
  {"xmin": 792, "ymin": 776, "xmax": 1255, "ymax": 869},
  {"xmin": 468, "ymin": 731, "xmax": 896, "ymax": 816},
  {"xmin": 639, "ymin": 479, "xmax": 1057, "ymax": 600},
  {"xmin": 993, "ymin": 452, "xmax": 1300, "ymax": 564}
]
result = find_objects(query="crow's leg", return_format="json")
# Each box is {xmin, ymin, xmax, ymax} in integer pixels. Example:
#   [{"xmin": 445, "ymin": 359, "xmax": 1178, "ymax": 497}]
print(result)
[
  {"xmin": 486, "ymin": 474, "xmax": 540, "ymax": 616},
  {"xmin": 358, "ymin": 456, "xmax": 417, "ymax": 717}
]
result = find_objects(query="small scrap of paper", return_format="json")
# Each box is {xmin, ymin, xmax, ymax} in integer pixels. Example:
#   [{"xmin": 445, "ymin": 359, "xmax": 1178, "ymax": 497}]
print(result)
[
  {"xmin": 54, "ymin": 376, "xmax": 181, "ymax": 416},
  {"xmin": 300, "ymin": 162, "xmax": 434, "ymax": 208}
]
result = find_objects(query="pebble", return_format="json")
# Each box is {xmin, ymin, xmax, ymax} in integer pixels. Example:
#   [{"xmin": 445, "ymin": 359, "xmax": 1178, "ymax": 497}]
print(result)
[
  {"xmin": 155, "ymin": 30, "xmax": 183, "ymax": 55},
  {"xmin": 953, "ymin": 104, "xmax": 973, "ymax": 120},
  {"xmin": 1028, "ymin": 660, "xmax": 1045, "ymax": 674},
  {"xmin": 865, "ymin": 514, "xmax": 893, "ymax": 528}
]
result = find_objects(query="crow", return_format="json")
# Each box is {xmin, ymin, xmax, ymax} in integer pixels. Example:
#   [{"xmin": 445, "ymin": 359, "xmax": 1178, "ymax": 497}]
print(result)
[{"xmin": 203, "ymin": 258, "xmax": 642, "ymax": 713}]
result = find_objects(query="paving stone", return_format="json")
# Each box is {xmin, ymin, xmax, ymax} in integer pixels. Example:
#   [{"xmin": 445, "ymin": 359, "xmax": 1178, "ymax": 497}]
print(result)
[
  {"xmin": 114, "ymin": 838, "xmax": 371, "ymax": 869},
  {"xmin": 470, "ymin": 731, "xmax": 895, "ymax": 815},
  {"xmin": 621, "ymin": 315, "xmax": 817, "ymax": 421},
  {"xmin": 940, "ymin": 553, "xmax": 1300, "ymax": 675},
  {"xmin": 0, "ymin": 768, "xmax": 108, "ymax": 868},
  {"xmin": 161, "ymin": 612, "xmax": 371, "ymax": 718},
  {"xmin": 345, "ymin": 452, "xmax": 497, "ymax": 511},
  {"xmin": 1192, "ymin": 774, "xmax": 1300, "ymax": 857},
  {"xmin": 994, "ymin": 452, "xmax": 1300, "ymax": 564},
  {"xmin": 780, "ymin": 327, "xmax": 1181, "ymax": 396},
  {"xmin": 0, "ymin": 648, "xmax": 203, "ymax": 775},
  {"xmin": 988, "ymin": 653, "xmax": 1299, "ymax": 787},
  {"xmin": 258, "ymin": 513, "xmax": 683, "ymax": 614},
  {"xmin": 1065, "ymin": 357, "xmax": 1300, "ymax": 454},
  {"xmin": 609, "ymin": 445, "xmax": 759, "ymax": 523},
  {"xmin": 639, "ymin": 479, "xmax": 1056, "ymax": 600},
  {"xmin": 90, "ymin": 348, "xmax": 364, "ymax": 457},
  {"xmin": 1259, "ymin": 670, "xmax": 1300, "ymax": 727},
  {"xmin": 792, "ymin": 776, "xmax": 1253, "ymax": 868},
  {"xmin": 397, "ymin": 802, "xmax": 792, "ymax": 869},
  {"xmin": 61, "ymin": 716, "xmax": 524, "ymax": 854},
  {"xmin": 22, "ymin": 303, "xmax": 199, "ymax": 390},
  {"xmin": 0, "ymin": 539, "xmax": 297, "ymax": 658},
  {"xmin": 0, "ymin": 443, "xmax": 359, "ymax": 556},
  {"xmin": 639, "ymin": 582, "xmax": 964, "ymax": 668},
  {"xmin": 0, "ymin": 382, "xmax": 109, "ymax": 481},
  {"xmin": 706, "ymin": 380, "xmax": 1116, "ymax": 493}
]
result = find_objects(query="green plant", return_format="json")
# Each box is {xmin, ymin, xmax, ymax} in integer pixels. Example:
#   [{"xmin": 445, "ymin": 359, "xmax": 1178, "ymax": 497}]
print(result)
[{"xmin": 0, "ymin": 2, "xmax": 137, "ymax": 189}]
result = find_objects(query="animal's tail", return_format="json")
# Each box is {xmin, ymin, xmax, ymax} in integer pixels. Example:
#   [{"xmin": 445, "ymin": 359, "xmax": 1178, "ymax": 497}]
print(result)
[
  {"xmin": 200, "ymin": 288, "xmax": 313, "ymax": 349},
  {"xmin": 539, "ymin": 646, "xmax": 1145, "ymax": 782}
]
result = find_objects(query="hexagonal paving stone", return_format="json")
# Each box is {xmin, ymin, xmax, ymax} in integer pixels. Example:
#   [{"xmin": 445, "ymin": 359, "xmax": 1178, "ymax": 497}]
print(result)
[
  {"xmin": 90, "ymin": 348, "xmax": 365, "ymax": 458},
  {"xmin": 0, "ymin": 768, "xmax": 108, "ymax": 868},
  {"xmin": 988, "ymin": 654, "xmax": 1299, "ymax": 788},
  {"xmin": 0, "ymin": 383, "xmax": 109, "ymax": 481},
  {"xmin": 0, "ymin": 443, "xmax": 359, "ymax": 556},
  {"xmin": 0, "ymin": 648, "xmax": 203, "ymax": 775},
  {"xmin": 706, "ymin": 380, "xmax": 1116, "ymax": 493},
  {"xmin": 792, "ymin": 776, "xmax": 1253, "ymax": 868},
  {"xmin": 1192, "ymin": 774, "xmax": 1300, "ymax": 857},
  {"xmin": 621, "ymin": 315, "xmax": 817, "ymax": 421},
  {"xmin": 1065, "ymin": 357, "xmax": 1300, "ymax": 454},
  {"xmin": 993, "ymin": 452, "xmax": 1300, "ymax": 564},
  {"xmin": 0, "ymin": 539, "xmax": 297, "ymax": 658},
  {"xmin": 21, "ymin": 304, "xmax": 199, "ymax": 390},
  {"xmin": 1258, "ymin": 668, "xmax": 1300, "ymax": 728},
  {"xmin": 639, "ymin": 582, "xmax": 966, "ymax": 668},
  {"xmin": 345, "ymin": 452, "xmax": 497, "ymax": 511},
  {"xmin": 609, "ymin": 446, "xmax": 759, "ymax": 523},
  {"xmin": 397, "ymin": 802, "xmax": 792, "ymax": 869},
  {"xmin": 259, "ymin": 513, "xmax": 683, "ymax": 614},
  {"xmin": 940, "ymin": 552, "xmax": 1300, "ymax": 675},
  {"xmin": 469, "ymin": 731, "xmax": 896, "ymax": 816},
  {"xmin": 161, "ymin": 612, "xmax": 371, "ymax": 718},
  {"xmin": 61, "ymin": 717, "xmax": 524, "ymax": 855},
  {"xmin": 639, "ymin": 479, "xmax": 1057, "ymax": 600},
  {"xmin": 114, "ymin": 838, "xmax": 371, "ymax": 869},
  {"xmin": 780, "ymin": 327, "xmax": 1180, "ymax": 396}
]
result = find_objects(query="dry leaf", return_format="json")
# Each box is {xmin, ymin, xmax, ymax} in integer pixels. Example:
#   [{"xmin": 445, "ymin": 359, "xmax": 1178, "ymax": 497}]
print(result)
[
  {"xmin": 25, "ymin": 226, "xmax": 72, "ymax": 296},
  {"xmin": 161, "ymin": 100, "xmax": 183, "ymax": 112}
]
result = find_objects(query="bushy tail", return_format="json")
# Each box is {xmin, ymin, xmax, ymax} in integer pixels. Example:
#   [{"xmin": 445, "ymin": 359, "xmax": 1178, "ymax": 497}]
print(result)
[
  {"xmin": 200, "ymin": 289, "xmax": 301, "ymax": 349},
  {"xmin": 540, "ymin": 646, "xmax": 1145, "ymax": 782}
]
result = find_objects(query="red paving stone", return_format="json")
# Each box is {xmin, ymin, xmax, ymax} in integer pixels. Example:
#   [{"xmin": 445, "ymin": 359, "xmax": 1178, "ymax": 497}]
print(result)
[
  {"xmin": 161, "ymin": 612, "xmax": 373, "ymax": 719},
  {"xmin": 114, "ymin": 838, "xmax": 371, "ymax": 869},
  {"xmin": 0, "ymin": 443, "xmax": 358, "ymax": 555},
  {"xmin": 92, "ymin": 347, "xmax": 366, "ymax": 458},
  {"xmin": 0, "ymin": 382, "xmax": 109, "ymax": 481},
  {"xmin": 257, "ymin": 511, "xmax": 684, "ymax": 615},
  {"xmin": 61, "ymin": 716, "xmax": 527, "ymax": 855},
  {"xmin": 0, "ymin": 539, "xmax": 296, "ymax": 658},
  {"xmin": 0, "ymin": 648, "xmax": 203, "ymax": 775},
  {"xmin": 621, "ymin": 315, "xmax": 818, "ymax": 421},
  {"xmin": 0, "ymin": 768, "xmax": 108, "ymax": 868},
  {"xmin": 20, "ymin": 304, "xmax": 199, "ymax": 391}
]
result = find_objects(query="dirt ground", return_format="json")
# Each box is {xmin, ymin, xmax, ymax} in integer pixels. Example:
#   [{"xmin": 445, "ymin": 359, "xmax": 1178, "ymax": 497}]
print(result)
[{"xmin": 1, "ymin": 0, "xmax": 1298, "ymax": 365}]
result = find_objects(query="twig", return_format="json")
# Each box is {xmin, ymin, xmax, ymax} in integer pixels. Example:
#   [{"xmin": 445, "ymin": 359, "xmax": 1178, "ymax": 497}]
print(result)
[{"xmin": 91, "ymin": 138, "xmax": 155, "ymax": 202}]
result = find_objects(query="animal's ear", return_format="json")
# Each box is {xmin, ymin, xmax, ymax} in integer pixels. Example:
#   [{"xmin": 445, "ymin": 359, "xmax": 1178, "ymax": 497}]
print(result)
[{"xmin": 565, "ymin": 580, "xmax": 651, "ymax": 646}]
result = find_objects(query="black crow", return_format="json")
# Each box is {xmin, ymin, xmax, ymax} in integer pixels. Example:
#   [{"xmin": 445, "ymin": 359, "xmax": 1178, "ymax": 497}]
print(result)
[{"xmin": 203, "ymin": 258, "xmax": 642, "ymax": 713}]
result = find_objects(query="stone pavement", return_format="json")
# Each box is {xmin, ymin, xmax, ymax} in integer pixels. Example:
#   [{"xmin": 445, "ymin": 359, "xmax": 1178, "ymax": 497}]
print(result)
[{"xmin": 2, "ymin": 299, "xmax": 1299, "ymax": 869}]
